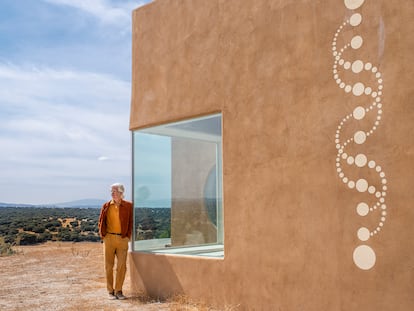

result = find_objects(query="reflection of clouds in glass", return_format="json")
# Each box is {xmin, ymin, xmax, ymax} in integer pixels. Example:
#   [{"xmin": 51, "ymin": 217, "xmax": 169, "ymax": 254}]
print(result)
[
  {"xmin": 133, "ymin": 132, "xmax": 171, "ymax": 202},
  {"xmin": 136, "ymin": 186, "xmax": 150, "ymax": 201},
  {"xmin": 133, "ymin": 114, "xmax": 221, "ymax": 206},
  {"xmin": 134, "ymin": 133, "xmax": 171, "ymax": 158},
  {"xmin": 134, "ymin": 135, "xmax": 171, "ymax": 171}
]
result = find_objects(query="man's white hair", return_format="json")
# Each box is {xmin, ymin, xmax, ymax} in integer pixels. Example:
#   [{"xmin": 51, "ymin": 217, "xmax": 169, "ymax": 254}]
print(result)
[{"xmin": 111, "ymin": 183, "xmax": 125, "ymax": 198}]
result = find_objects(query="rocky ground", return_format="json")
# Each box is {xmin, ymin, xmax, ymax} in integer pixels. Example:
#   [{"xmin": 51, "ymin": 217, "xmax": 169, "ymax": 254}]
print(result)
[{"xmin": 0, "ymin": 242, "xmax": 205, "ymax": 311}]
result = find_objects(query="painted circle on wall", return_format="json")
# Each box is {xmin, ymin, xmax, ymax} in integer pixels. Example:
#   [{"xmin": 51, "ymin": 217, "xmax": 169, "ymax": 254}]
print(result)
[
  {"xmin": 353, "ymin": 245, "xmax": 376, "ymax": 270},
  {"xmin": 355, "ymin": 153, "xmax": 368, "ymax": 167},
  {"xmin": 344, "ymin": 0, "xmax": 365, "ymax": 10},
  {"xmin": 354, "ymin": 131, "xmax": 366, "ymax": 144},
  {"xmin": 350, "ymin": 13, "xmax": 362, "ymax": 26},
  {"xmin": 357, "ymin": 202, "xmax": 369, "ymax": 216},
  {"xmin": 357, "ymin": 227, "xmax": 370, "ymax": 241},
  {"xmin": 353, "ymin": 106, "xmax": 365, "ymax": 120},
  {"xmin": 351, "ymin": 36, "xmax": 363, "ymax": 49},
  {"xmin": 352, "ymin": 82, "xmax": 365, "ymax": 96},
  {"xmin": 352, "ymin": 60, "xmax": 364, "ymax": 73},
  {"xmin": 356, "ymin": 179, "xmax": 368, "ymax": 192}
]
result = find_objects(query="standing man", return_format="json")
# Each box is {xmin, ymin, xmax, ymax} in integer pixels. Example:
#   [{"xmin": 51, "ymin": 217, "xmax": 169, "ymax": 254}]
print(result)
[{"xmin": 98, "ymin": 183, "xmax": 133, "ymax": 300}]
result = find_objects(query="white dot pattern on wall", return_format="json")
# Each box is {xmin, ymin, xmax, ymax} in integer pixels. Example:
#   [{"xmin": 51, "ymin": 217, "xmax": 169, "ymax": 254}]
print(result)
[{"xmin": 332, "ymin": 0, "xmax": 389, "ymax": 270}]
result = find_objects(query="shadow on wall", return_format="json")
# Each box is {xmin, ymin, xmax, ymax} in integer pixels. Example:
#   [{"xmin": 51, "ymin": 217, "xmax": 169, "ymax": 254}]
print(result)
[{"xmin": 129, "ymin": 252, "xmax": 184, "ymax": 299}]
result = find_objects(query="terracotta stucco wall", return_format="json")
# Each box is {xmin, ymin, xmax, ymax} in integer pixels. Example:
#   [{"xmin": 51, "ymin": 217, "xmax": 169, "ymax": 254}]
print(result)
[{"xmin": 129, "ymin": 0, "xmax": 414, "ymax": 310}]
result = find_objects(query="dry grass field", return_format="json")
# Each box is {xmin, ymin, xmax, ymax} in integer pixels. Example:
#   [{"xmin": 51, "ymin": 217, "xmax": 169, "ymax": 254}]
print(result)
[{"xmin": 0, "ymin": 242, "xmax": 222, "ymax": 311}]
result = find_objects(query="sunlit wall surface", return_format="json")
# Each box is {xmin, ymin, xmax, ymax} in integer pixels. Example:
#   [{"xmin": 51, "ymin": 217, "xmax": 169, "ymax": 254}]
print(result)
[{"xmin": 132, "ymin": 114, "xmax": 223, "ymax": 257}]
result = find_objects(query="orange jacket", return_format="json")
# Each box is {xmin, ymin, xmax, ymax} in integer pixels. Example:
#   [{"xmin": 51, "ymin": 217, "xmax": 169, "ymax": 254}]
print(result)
[{"xmin": 98, "ymin": 200, "xmax": 133, "ymax": 239}]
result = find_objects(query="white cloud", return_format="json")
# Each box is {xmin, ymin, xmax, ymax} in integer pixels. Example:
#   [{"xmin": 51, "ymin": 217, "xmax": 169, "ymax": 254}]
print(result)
[
  {"xmin": 42, "ymin": 0, "xmax": 147, "ymax": 25},
  {"xmin": 0, "ymin": 1, "xmax": 155, "ymax": 204},
  {"xmin": 0, "ymin": 63, "xmax": 132, "ymax": 204}
]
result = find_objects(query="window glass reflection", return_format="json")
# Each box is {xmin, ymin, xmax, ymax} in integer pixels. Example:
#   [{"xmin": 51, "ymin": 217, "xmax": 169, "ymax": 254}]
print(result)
[{"xmin": 132, "ymin": 114, "xmax": 223, "ymax": 257}]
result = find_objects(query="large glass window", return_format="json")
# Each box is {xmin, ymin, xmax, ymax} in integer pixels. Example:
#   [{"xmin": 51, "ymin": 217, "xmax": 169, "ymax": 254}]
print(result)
[{"xmin": 132, "ymin": 113, "xmax": 223, "ymax": 257}]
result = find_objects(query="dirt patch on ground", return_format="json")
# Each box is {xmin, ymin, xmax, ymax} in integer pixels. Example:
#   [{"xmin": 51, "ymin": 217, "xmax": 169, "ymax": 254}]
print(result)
[{"xmin": 0, "ymin": 242, "xmax": 173, "ymax": 311}]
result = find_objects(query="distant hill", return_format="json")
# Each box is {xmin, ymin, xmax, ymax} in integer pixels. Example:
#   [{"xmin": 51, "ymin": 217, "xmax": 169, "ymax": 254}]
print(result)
[
  {"xmin": 0, "ymin": 199, "xmax": 106, "ymax": 208},
  {"xmin": 0, "ymin": 198, "xmax": 172, "ymax": 208},
  {"xmin": 135, "ymin": 198, "xmax": 171, "ymax": 208},
  {"xmin": 0, "ymin": 202, "xmax": 35, "ymax": 208},
  {"xmin": 49, "ymin": 199, "xmax": 106, "ymax": 208}
]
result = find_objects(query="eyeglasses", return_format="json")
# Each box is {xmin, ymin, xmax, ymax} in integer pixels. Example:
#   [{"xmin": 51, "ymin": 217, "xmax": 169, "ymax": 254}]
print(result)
[{"xmin": 111, "ymin": 190, "xmax": 121, "ymax": 194}]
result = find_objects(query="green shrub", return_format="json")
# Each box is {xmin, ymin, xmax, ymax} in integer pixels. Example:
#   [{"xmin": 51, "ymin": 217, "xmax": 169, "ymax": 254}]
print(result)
[
  {"xmin": 45, "ymin": 220, "xmax": 61, "ymax": 229},
  {"xmin": 0, "ymin": 207, "xmax": 101, "ymax": 244},
  {"xmin": 33, "ymin": 225, "xmax": 45, "ymax": 234},
  {"xmin": 18, "ymin": 232, "xmax": 38, "ymax": 245},
  {"xmin": 38, "ymin": 232, "xmax": 52, "ymax": 242}
]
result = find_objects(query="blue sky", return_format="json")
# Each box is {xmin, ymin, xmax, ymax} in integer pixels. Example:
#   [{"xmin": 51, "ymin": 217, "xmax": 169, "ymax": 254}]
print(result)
[{"xmin": 0, "ymin": 0, "xmax": 151, "ymax": 204}]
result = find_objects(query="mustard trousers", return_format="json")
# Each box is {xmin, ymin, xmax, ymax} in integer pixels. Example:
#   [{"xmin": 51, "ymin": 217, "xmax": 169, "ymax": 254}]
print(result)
[{"xmin": 103, "ymin": 234, "xmax": 129, "ymax": 293}]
